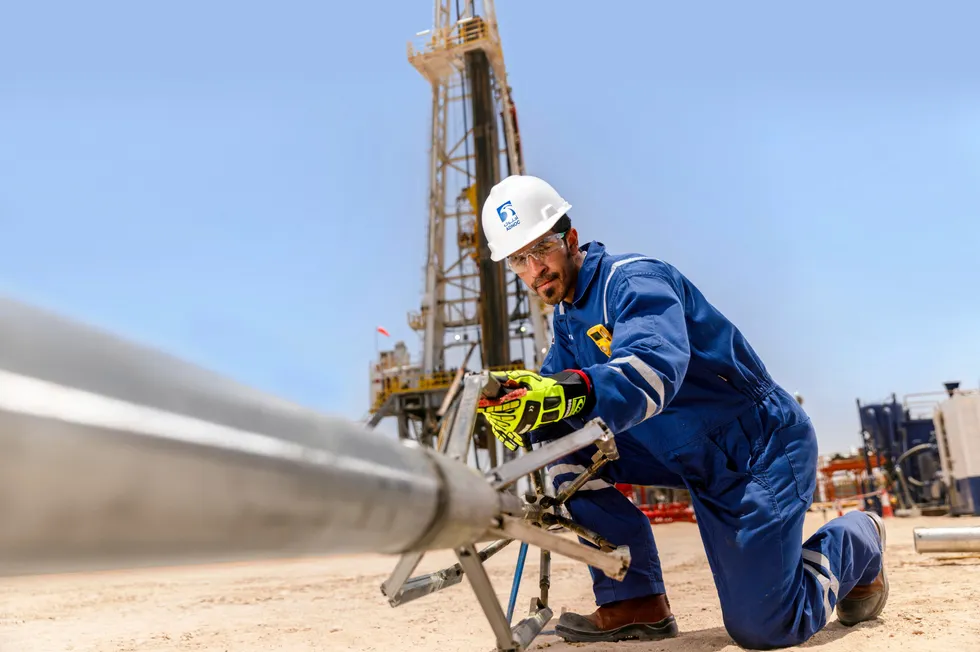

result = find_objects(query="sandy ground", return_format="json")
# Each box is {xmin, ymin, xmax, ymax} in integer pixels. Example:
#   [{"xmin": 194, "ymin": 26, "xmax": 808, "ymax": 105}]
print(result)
[{"xmin": 2, "ymin": 511, "xmax": 979, "ymax": 652}]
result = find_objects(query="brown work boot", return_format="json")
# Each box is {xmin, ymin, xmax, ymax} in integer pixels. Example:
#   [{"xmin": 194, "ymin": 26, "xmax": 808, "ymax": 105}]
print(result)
[
  {"xmin": 555, "ymin": 593, "xmax": 678, "ymax": 643},
  {"xmin": 837, "ymin": 511, "xmax": 889, "ymax": 626}
]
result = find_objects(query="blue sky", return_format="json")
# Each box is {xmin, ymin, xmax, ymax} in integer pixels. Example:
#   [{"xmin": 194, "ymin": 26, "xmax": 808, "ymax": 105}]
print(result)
[{"xmin": 2, "ymin": 1, "xmax": 978, "ymax": 453}]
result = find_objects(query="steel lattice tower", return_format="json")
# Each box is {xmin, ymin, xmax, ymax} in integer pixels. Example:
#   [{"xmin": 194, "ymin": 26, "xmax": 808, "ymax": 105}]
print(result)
[{"xmin": 368, "ymin": 1, "xmax": 553, "ymax": 461}]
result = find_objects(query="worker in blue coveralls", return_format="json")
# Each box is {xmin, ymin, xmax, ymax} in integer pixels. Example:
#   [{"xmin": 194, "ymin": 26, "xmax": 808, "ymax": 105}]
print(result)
[{"xmin": 475, "ymin": 174, "xmax": 889, "ymax": 649}]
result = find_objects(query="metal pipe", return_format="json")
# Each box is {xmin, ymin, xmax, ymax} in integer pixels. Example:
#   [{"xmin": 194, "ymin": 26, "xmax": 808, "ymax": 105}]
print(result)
[
  {"xmin": 913, "ymin": 527, "xmax": 980, "ymax": 553},
  {"xmin": 384, "ymin": 538, "xmax": 513, "ymax": 607},
  {"xmin": 0, "ymin": 297, "xmax": 500, "ymax": 577},
  {"xmin": 512, "ymin": 607, "xmax": 553, "ymax": 650},
  {"xmin": 538, "ymin": 546, "xmax": 551, "ymax": 607}
]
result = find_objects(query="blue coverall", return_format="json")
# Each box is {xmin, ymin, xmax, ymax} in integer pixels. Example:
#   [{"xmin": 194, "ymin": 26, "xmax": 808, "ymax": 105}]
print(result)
[{"xmin": 536, "ymin": 241, "xmax": 883, "ymax": 649}]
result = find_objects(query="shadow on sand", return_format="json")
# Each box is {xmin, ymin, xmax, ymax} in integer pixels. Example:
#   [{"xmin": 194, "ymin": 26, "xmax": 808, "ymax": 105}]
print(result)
[{"xmin": 535, "ymin": 618, "xmax": 884, "ymax": 651}]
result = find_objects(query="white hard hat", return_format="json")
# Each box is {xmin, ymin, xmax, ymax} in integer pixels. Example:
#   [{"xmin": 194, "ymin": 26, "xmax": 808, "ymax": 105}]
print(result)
[{"xmin": 481, "ymin": 175, "xmax": 572, "ymax": 262}]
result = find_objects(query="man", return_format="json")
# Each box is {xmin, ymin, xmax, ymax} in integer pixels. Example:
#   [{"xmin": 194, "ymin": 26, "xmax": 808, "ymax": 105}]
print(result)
[{"xmin": 475, "ymin": 174, "xmax": 888, "ymax": 649}]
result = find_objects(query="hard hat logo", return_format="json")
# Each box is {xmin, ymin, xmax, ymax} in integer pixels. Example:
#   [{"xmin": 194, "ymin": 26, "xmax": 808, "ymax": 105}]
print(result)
[{"xmin": 496, "ymin": 201, "xmax": 521, "ymax": 231}]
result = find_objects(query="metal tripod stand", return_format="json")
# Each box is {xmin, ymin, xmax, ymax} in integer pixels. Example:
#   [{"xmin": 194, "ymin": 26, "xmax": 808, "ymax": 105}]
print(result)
[{"xmin": 380, "ymin": 372, "xmax": 625, "ymax": 652}]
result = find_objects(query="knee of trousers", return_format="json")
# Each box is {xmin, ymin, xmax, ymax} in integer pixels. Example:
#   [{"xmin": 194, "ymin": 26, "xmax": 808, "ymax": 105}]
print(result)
[
  {"xmin": 723, "ymin": 621, "xmax": 811, "ymax": 651},
  {"xmin": 721, "ymin": 602, "xmax": 815, "ymax": 651}
]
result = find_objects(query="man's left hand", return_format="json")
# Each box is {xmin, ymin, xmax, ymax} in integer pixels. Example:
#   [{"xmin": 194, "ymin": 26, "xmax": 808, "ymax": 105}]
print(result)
[{"xmin": 477, "ymin": 369, "xmax": 592, "ymax": 450}]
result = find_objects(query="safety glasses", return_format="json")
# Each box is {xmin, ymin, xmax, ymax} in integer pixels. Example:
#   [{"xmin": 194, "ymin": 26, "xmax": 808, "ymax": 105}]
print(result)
[{"xmin": 506, "ymin": 232, "xmax": 566, "ymax": 273}]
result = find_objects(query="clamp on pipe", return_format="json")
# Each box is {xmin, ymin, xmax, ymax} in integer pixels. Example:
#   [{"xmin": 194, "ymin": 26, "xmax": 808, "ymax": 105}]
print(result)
[{"xmin": 380, "ymin": 372, "xmax": 629, "ymax": 652}]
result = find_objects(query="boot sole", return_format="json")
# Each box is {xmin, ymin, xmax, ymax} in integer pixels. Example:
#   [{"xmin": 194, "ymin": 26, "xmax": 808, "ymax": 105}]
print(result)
[{"xmin": 555, "ymin": 615, "xmax": 679, "ymax": 643}]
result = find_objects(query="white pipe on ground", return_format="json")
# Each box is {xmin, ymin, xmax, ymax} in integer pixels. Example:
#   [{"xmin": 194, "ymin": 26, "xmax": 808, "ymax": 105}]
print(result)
[{"xmin": 913, "ymin": 526, "xmax": 980, "ymax": 553}]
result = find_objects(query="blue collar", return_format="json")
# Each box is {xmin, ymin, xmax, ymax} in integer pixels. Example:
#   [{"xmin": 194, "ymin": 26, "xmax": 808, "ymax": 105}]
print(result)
[{"xmin": 566, "ymin": 240, "xmax": 605, "ymax": 308}]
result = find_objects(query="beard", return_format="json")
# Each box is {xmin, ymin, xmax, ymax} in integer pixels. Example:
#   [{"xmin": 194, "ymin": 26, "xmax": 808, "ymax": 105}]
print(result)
[{"xmin": 534, "ymin": 272, "xmax": 563, "ymax": 304}]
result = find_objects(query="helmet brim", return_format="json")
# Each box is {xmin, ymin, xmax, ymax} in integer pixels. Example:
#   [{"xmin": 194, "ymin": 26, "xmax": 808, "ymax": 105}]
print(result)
[{"xmin": 489, "ymin": 212, "xmax": 566, "ymax": 262}]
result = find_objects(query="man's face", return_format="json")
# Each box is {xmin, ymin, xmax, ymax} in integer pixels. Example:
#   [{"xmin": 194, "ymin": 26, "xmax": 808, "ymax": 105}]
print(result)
[{"xmin": 507, "ymin": 230, "xmax": 578, "ymax": 305}]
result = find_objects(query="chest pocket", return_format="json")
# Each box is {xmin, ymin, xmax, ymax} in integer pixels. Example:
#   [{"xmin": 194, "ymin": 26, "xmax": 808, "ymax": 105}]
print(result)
[{"xmin": 568, "ymin": 322, "xmax": 614, "ymax": 367}]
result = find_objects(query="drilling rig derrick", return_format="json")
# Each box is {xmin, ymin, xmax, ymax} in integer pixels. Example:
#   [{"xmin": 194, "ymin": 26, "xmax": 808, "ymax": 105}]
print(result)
[{"xmin": 368, "ymin": 2, "xmax": 552, "ymax": 463}]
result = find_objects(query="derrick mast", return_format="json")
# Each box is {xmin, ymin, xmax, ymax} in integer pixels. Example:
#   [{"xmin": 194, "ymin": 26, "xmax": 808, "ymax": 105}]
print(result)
[{"xmin": 368, "ymin": 1, "xmax": 553, "ymax": 457}]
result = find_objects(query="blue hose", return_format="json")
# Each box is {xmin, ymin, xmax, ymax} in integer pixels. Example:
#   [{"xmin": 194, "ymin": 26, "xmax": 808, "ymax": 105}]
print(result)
[{"xmin": 506, "ymin": 541, "xmax": 529, "ymax": 623}]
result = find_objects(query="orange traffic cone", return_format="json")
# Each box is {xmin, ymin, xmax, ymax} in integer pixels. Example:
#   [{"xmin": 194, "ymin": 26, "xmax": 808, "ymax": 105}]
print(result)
[{"xmin": 880, "ymin": 489, "xmax": 893, "ymax": 518}]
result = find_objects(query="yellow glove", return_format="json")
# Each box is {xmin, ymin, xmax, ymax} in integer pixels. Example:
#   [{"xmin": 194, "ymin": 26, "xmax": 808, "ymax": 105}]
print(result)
[{"xmin": 477, "ymin": 369, "xmax": 592, "ymax": 451}]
